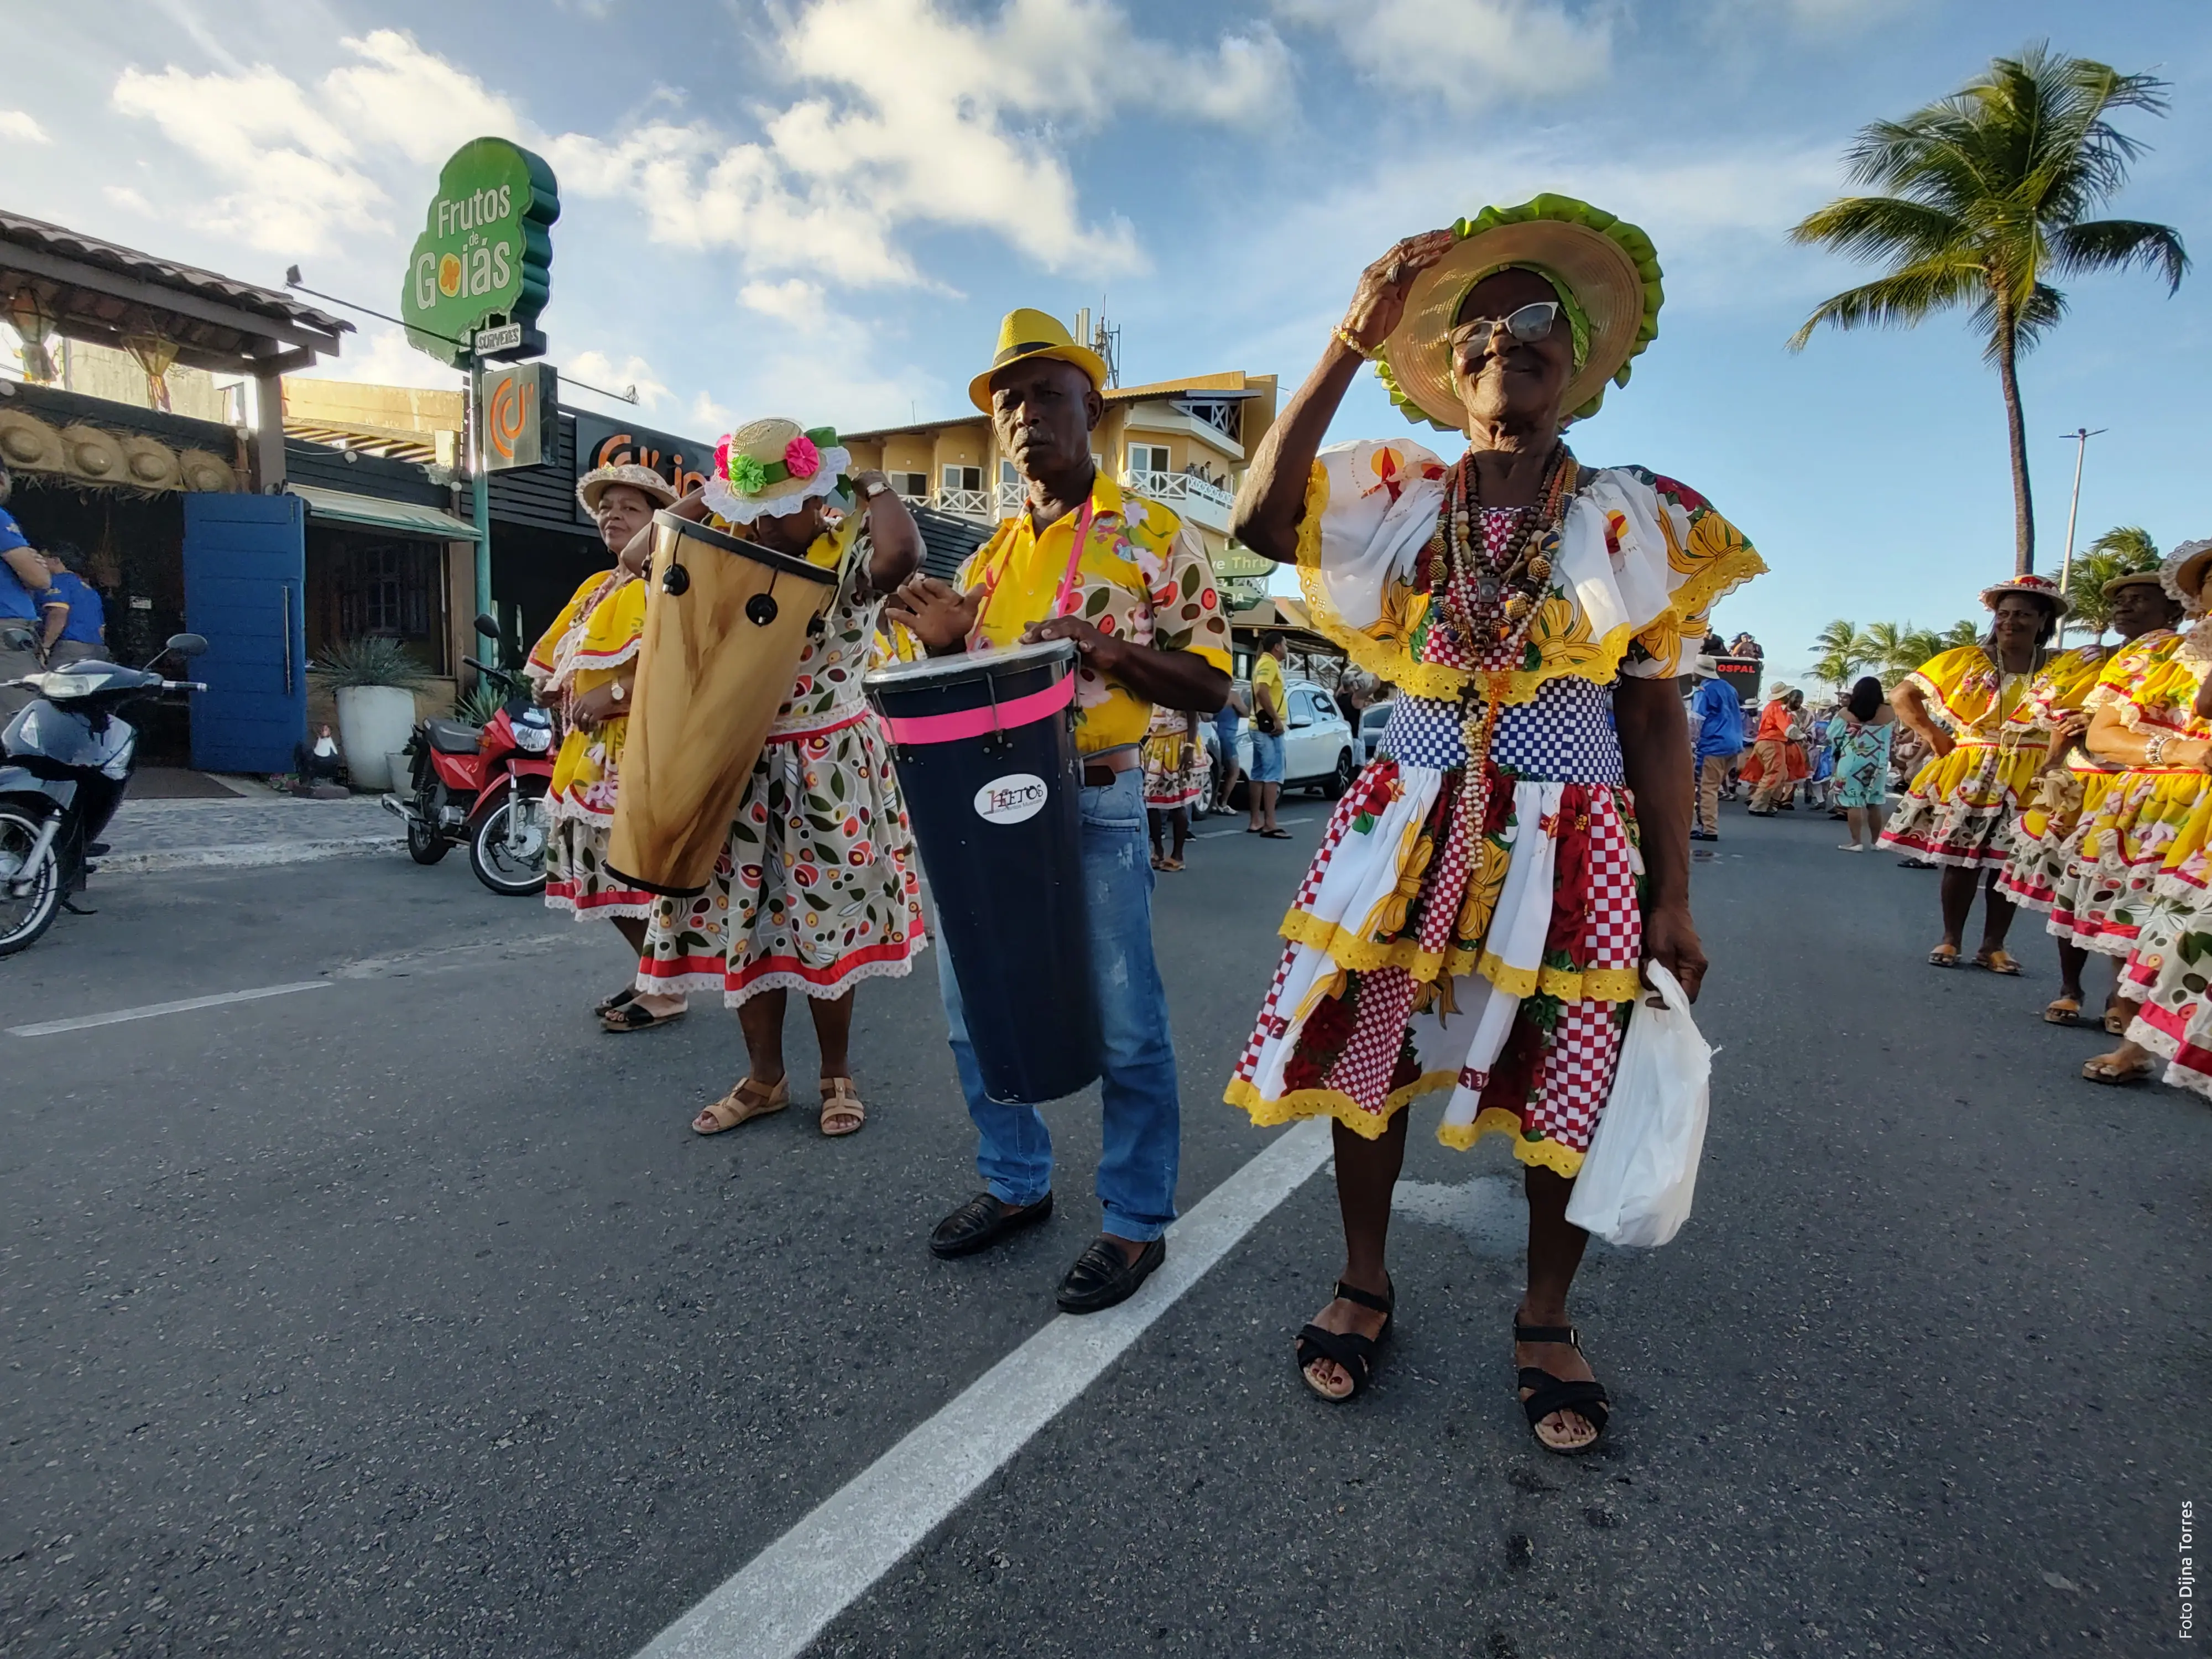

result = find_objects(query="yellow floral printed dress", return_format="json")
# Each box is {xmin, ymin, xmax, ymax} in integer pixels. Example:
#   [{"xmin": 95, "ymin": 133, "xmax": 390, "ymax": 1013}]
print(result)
[
  {"xmin": 1879, "ymin": 644, "xmax": 2077, "ymax": 869},
  {"xmin": 1995, "ymin": 643, "xmax": 2119, "ymax": 911},
  {"xmin": 526, "ymin": 568, "xmax": 656, "ymax": 920},
  {"xmin": 1226, "ymin": 439, "xmax": 1764, "ymax": 1176},
  {"xmin": 2046, "ymin": 632, "xmax": 2212, "ymax": 956},
  {"xmin": 633, "ymin": 520, "xmax": 927, "ymax": 1005}
]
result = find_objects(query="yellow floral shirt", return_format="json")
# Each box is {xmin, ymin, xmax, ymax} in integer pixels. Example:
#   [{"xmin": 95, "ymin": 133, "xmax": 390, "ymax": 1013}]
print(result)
[
  {"xmin": 526, "ymin": 568, "xmax": 646, "ymax": 823},
  {"xmin": 956, "ymin": 472, "xmax": 1231, "ymax": 754}
]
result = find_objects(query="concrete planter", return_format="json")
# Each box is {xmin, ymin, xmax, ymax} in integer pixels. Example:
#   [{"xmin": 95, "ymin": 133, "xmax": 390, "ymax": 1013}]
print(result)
[{"xmin": 335, "ymin": 685, "xmax": 417, "ymax": 791}]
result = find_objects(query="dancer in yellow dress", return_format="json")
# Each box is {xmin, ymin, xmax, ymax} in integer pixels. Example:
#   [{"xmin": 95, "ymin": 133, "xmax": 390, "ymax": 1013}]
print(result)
[
  {"xmin": 1881, "ymin": 574, "xmax": 2077, "ymax": 971},
  {"xmin": 525, "ymin": 461, "xmax": 682, "ymax": 1025},
  {"xmin": 1996, "ymin": 570, "xmax": 2181, "ymax": 1024}
]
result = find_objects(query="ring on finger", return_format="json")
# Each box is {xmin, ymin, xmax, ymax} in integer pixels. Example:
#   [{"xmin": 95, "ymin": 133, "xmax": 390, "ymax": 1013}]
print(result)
[{"xmin": 1384, "ymin": 262, "xmax": 1405, "ymax": 285}]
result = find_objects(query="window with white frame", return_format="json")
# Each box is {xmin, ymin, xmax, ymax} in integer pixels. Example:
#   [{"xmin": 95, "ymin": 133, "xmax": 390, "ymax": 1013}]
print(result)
[
  {"xmin": 1128, "ymin": 443, "xmax": 1170, "ymax": 477},
  {"xmin": 892, "ymin": 472, "xmax": 928, "ymax": 498},
  {"xmin": 941, "ymin": 465, "xmax": 983, "ymax": 493}
]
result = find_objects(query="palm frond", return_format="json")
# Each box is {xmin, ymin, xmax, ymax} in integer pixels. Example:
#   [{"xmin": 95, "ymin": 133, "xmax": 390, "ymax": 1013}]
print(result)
[
  {"xmin": 2003, "ymin": 282, "xmax": 2069, "ymax": 358},
  {"xmin": 1787, "ymin": 259, "xmax": 1985, "ymax": 350},
  {"xmin": 2049, "ymin": 218, "xmax": 2190, "ymax": 291},
  {"xmin": 1790, "ymin": 195, "xmax": 1966, "ymax": 260}
]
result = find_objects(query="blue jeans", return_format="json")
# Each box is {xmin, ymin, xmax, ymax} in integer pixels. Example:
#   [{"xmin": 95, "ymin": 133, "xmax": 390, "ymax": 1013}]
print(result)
[
  {"xmin": 937, "ymin": 769, "xmax": 1181, "ymax": 1241},
  {"xmin": 1249, "ymin": 729, "xmax": 1286, "ymax": 784}
]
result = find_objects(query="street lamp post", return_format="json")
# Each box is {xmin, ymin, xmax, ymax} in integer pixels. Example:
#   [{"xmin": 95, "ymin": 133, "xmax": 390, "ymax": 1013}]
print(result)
[{"xmin": 2056, "ymin": 426, "xmax": 2107, "ymax": 635}]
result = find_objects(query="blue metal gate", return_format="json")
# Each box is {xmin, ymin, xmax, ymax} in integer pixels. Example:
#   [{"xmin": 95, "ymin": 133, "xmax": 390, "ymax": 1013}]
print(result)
[{"xmin": 181, "ymin": 493, "xmax": 306, "ymax": 774}]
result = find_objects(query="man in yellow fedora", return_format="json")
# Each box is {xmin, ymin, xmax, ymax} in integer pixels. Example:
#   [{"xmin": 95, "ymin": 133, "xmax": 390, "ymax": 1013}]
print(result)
[{"xmin": 888, "ymin": 308, "xmax": 1231, "ymax": 1313}]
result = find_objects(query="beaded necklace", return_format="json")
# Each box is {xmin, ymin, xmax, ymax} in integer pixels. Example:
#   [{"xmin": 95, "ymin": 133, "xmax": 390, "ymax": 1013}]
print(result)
[{"xmin": 1425, "ymin": 442, "xmax": 1580, "ymax": 845}]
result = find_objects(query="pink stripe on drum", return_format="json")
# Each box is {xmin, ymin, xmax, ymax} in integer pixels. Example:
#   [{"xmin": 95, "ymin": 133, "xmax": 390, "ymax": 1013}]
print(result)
[{"xmin": 879, "ymin": 674, "xmax": 1074, "ymax": 747}]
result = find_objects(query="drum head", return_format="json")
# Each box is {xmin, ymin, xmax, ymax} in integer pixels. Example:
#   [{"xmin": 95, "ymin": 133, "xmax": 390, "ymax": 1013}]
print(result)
[
  {"xmin": 651, "ymin": 510, "xmax": 838, "ymax": 586},
  {"xmin": 863, "ymin": 637, "xmax": 1077, "ymax": 691}
]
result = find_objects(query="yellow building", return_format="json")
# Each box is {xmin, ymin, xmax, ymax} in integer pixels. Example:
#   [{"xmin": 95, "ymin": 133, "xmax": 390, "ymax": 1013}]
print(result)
[{"xmin": 843, "ymin": 366, "xmax": 1279, "ymax": 603}]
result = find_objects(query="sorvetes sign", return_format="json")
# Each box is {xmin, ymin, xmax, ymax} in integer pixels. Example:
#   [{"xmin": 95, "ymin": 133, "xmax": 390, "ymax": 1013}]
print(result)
[{"xmin": 401, "ymin": 138, "xmax": 559, "ymax": 368}]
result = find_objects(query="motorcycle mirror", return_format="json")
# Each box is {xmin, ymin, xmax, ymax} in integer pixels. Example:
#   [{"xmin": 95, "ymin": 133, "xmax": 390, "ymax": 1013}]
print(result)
[
  {"xmin": 165, "ymin": 633, "xmax": 209, "ymax": 658},
  {"xmin": 473, "ymin": 612, "xmax": 500, "ymax": 639}
]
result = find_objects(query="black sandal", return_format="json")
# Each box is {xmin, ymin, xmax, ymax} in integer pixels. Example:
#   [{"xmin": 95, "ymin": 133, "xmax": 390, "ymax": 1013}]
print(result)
[
  {"xmin": 1514, "ymin": 1321, "xmax": 1610, "ymax": 1455},
  {"xmin": 601, "ymin": 1000, "xmax": 685, "ymax": 1033},
  {"xmin": 1295, "ymin": 1279, "xmax": 1394, "ymax": 1402},
  {"xmin": 594, "ymin": 986, "xmax": 638, "ymax": 1018}
]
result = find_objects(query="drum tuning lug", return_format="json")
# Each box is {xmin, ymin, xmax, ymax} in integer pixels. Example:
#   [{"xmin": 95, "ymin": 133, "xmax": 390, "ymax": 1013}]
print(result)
[
  {"xmin": 662, "ymin": 564, "xmax": 691, "ymax": 596},
  {"xmin": 747, "ymin": 593, "xmax": 780, "ymax": 625}
]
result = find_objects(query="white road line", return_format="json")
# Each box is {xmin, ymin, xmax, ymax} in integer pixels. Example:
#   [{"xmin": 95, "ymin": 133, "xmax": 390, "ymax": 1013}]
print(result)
[
  {"xmin": 7, "ymin": 981, "xmax": 331, "ymax": 1037},
  {"xmin": 635, "ymin": 1117, "xmax": 1333, "ymax": 1659}
]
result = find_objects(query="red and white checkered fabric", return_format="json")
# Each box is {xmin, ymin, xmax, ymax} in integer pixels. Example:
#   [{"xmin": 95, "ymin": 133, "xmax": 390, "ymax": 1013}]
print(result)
[
  {"xmin": 1577, "ymin": 799, "xmax": 1642, "ymax": 972},
  {"xmin": 1322, "ymin": 966, "xmax": 1418, "ymax": 1106},
  {"xmin": 1524, "ymin": 997, "xmax": 1624, "ymax": 1152}
]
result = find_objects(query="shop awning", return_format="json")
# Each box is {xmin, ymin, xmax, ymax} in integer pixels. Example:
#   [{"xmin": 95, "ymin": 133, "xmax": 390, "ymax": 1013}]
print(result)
[{"xmin": 288, "ymin": 483, "xmax": 480, "ymax": 542}]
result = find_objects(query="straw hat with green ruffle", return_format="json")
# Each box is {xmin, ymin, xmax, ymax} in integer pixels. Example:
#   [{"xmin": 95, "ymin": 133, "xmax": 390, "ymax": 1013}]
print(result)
[{"xmin": 1377, "ymin": 194, "xmax": 1664, "ymax": 430}]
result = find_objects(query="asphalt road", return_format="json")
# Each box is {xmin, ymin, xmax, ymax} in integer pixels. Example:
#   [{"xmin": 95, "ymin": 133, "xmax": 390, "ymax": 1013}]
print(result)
[{"xmin": 1, "ymin": 792, "xmax": 2204, "ymax": 1657}]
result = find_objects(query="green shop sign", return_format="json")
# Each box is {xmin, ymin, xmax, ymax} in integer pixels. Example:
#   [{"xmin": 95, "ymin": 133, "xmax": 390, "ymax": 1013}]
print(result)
[{"xmin": 400, "ymin": 138, "xmax": 558, "ymax": 366}]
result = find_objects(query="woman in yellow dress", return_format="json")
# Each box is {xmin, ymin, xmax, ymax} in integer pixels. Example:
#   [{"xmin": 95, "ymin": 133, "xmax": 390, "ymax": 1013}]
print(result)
[
  {"xmin": 2046, "ymin": 543, "xmax": 2212, "ymax": 1082},
  {"xmin": 525, "ymin": 462, "xmax": 684, "ymax": 1026},
  {"xmin": 1881, "ymin": 575, "xmax": 2079, "ymax": 971},
  {"xmin": 1996, "ymin": 570, "xmax": 2182, "ymax": 1024}
]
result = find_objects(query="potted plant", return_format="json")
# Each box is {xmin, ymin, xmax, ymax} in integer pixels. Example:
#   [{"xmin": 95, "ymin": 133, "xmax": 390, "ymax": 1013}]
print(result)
[{"xmin": 313, "ymin": 638, "xmax": 426, "ymax": 791}]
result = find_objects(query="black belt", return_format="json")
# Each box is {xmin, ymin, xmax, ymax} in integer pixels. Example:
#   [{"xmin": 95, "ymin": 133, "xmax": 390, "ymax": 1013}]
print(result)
[{"xmin": 1081, "ymin": 750, "xmax": 1139, "ymax": 789}]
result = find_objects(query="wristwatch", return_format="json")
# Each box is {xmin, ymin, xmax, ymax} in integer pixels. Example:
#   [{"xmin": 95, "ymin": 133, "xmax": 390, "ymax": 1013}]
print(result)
[
  {"xmin": 862, "ymin": 478, "xmax": 889, "ymax": 500},
  {"xmin": 610, "ymin": 681, "xmax": 626, "ymax": 703}
]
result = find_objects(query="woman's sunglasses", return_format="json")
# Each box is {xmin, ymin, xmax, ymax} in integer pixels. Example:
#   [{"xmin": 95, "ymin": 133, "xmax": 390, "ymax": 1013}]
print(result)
[{"xmin": 1451, "ymin": 300, "xmax": 1561, "ymax": 348}]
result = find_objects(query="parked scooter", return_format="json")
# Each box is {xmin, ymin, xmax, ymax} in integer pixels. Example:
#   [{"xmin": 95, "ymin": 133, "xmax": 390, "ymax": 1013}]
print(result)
[
  {"xmin": 0, "ymin": 627, "xmax": 208, "ymax": 956},
  {"xmin": 380, "ymin": 612, "xmax": 555, "ymax": 896}
]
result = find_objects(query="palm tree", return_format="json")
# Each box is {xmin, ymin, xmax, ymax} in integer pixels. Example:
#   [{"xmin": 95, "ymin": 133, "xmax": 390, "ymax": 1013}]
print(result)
[
  {"xmin": 2064, "ymin": 525, "xmax": 2160, "ymax": 640},
  {"xmin": 1809, "ymin": 618, "xmax": 1877, "ymax": 686},
  {"xmin": 1869, "ymin": 619, "xmax": 1984, "ymax": 686},
  {"xmin": 1788, "ymin": 43, "xmax": 2188, "ymax": 576}
]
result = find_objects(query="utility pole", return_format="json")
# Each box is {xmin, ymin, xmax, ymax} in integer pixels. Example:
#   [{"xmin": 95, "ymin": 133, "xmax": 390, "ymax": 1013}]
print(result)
[{"xmin": 2056, "ymin": 426, "xmax": 2106, "ymax": 634}]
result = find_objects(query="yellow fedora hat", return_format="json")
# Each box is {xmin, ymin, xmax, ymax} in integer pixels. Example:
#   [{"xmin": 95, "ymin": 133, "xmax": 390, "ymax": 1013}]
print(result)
[{"xmin": 968, "ymin": 308, "xmax": 1109, "ymax": 414}]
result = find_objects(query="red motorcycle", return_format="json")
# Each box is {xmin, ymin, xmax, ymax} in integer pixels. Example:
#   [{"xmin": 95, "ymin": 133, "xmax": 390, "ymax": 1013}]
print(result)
[{"xmin": 382, "ymin": 619, "xmax": 556, "ymax": 896}]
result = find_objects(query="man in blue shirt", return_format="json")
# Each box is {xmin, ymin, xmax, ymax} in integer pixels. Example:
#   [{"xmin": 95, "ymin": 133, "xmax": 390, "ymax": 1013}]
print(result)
[
  {"xmin": 41, "ymin": 542, "xmax": 107, "ymax": 666},
  {"xmin": 1689, "ymin": 654, "xmax": 1746, "ymax": 841},
  {"xmin": 0, "ymin": 462, "xmax": 60, "ymax": 718}
]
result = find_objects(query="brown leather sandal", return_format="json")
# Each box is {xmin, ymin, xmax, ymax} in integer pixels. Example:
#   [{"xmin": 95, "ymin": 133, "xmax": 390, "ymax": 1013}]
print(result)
[
  {"xmin": 693, "ymin": 1076, "xmax": 789, "ymax": 1135},
  {"xmin": 819, "ymin": 1077, "xmax": 866, "ymax": 1138}
]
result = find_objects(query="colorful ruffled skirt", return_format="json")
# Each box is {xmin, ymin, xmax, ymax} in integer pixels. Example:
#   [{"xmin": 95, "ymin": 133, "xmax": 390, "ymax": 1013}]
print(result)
[
  {"xmin": 1879, "ymin": 738, "xmax": 2040, "ymax": 868},
  {"xmin": 545, "ymin": 717, "xmax": 654, "ymax": 920},
  {"xmin": 633, "ymin": 707, "xmax": 926, "ymax": 1005},
  {"xmin": 1227, "ymin": 686, "xmax": 1642, "ymax": 1178},
  {"xmin": 1995, "ymin": 765, "xmax": 2115, "ymax": 913},
  {"xmin": 2046, "ymin": 768, "xmax": 2212, "ymax": 955},
  {"xmin": 2110, "ymin": 790, "xmax": 2212, "ymax": 1093}
]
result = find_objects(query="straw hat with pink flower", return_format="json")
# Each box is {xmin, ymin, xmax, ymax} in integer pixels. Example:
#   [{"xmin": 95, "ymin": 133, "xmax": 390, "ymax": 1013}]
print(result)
[{"xmin": 701, "ymin": 418, "xmax": 851, "ymax": 525}]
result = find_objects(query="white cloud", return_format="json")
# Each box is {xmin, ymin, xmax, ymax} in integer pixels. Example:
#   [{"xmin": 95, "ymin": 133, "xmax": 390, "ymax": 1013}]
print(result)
[
  {"xmin": 1276, "ymin": 0, "xmax": 1609, "ymax": 102},
  {"xmin": 310, "ymin": 325, "xmax": 469, "ymax": 392},
  {"xmin": 322, "ymin": 29, "xmax": 524, "ymax": 164},
  {"xmin": 0, "ymin": 109, "xmax": 51, "ymax": 144},
  {"xmin": 552, "ymin": 0, "xmax": 1290, "ymax": 285},
  {"xmin": 112, "ymin": 60, "xmax": 384, "ymax": 253},
  {"xmin": 562, "ymin": 349, "xmax": 670, "ymax": 411},
  {"xmin": 739, "ymin": 279, "xmax": 832, "ymax": 333},
  {"xmin": 690, "ymin": 390, "xmax": 737, "ymax": 434},
  {"xmin": 102, "ymin": 185, "xmax": 153, "ymax": 215}
]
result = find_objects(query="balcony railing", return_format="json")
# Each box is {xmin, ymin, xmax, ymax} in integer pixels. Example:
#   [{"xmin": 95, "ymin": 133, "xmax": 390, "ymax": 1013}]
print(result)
[
  {"xmin": 933, "ymin": 487, "xmax": 993, "ymax": 518},
  {"xmin": 1121, "ymin": 469, "xmax": 1234, "ymax": 512}
]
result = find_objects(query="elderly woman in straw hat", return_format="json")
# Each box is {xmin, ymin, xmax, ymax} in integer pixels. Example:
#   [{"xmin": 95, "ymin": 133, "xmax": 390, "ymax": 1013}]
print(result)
[
  {"xmin": 630, "ymin": 419, "xmax": 928, "ymax": 1138},
  {"xmin": 1881, "ymin": 573, "xmax": 2082, "ymax": 971},
  {"xmin": 526, "ymin": 461, "xmax": 683, "ymax": 1024},
  {"xmin": 2036, "ymin": 540, "xmax": 2212, "ymax": 1084},
  {"xmin": 1225, "ymin": 197, "xmax": 1766, "ymax": 1453},
  {"xmin": 1996, "ymin": 565, "xmax": 2182, "ymax": 1025}
]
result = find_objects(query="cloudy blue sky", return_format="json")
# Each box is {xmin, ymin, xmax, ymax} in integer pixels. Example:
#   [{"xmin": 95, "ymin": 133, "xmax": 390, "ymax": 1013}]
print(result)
[{"xmin": 9, "ymin": 0, "xmax": 2209, "ymax": 682}]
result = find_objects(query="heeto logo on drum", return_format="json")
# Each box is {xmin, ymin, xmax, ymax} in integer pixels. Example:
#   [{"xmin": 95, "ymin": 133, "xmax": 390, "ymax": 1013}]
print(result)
[{"xmin": 974, "ymin": 774, "xmax": 1048, "ymax": 826}]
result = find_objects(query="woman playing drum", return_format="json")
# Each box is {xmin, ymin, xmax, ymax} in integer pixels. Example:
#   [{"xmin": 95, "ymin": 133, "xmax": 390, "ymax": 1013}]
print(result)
[
  {"xmin": 526, "ymin": 462, "xmax": 684, "ymax": 1027},
  {"xmin": 630, "ymin": 420, "xmax": 930, "ymax": 1139}
]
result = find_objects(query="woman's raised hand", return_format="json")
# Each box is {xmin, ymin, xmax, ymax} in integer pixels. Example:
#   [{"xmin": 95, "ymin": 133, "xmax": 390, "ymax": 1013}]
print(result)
[{"xmin": 1339, "ymin": 230, "xmax": 1458, "ymax": 354}]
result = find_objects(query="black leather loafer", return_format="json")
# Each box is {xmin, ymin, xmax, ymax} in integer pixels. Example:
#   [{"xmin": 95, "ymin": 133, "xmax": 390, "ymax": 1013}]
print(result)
[
  {"xmin": 1055, "ymin": 1234, "xmax": 1165, "ymax": 1314},
  {"xmin": 929, "ymin": 1191, "xmax": 1053, "ymax": 1259}
]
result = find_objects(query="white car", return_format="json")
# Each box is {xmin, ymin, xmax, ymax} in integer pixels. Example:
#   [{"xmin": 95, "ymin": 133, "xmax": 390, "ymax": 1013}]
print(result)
[{"xmin": 1239, "ymin": 679, "xmax": 1357, "ymax": 798}]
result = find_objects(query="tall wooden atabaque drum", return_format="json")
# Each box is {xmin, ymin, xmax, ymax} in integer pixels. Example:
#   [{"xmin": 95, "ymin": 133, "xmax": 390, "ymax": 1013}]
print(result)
[
  {"xmin": 865, "ymin": 639, "xmax": 1098, "ymax": 1104},
  {"xmin": 607, "ymin": 510, "xmax": 837, "ymax": 896}
]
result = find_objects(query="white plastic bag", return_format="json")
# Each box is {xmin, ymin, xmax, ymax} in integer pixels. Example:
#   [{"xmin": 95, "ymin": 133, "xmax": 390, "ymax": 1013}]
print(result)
[{"xmin": 1564, "ymin": 962, "xmax": 1712, "ymax": 1247}]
